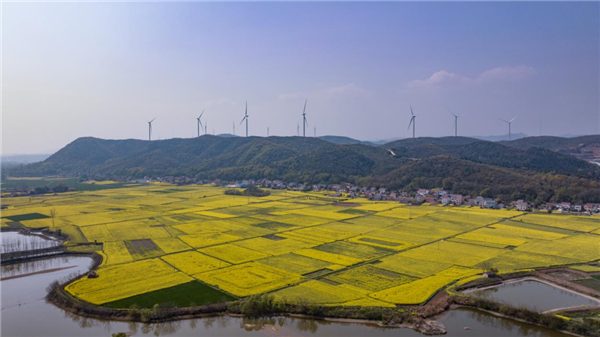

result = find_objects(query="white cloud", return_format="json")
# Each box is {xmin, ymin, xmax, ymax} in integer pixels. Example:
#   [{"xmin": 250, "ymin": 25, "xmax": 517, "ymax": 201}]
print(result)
[
  {"xmin": 477, "ymin": 66, "xmax": 535, "ymax": 82},
  {"xmin": 408, "ymin": 70, "xmax": 461, "ymax": 89},
  {"xmin": 408, "ymin": 66, "xmax": 534, "ymax": 90}
]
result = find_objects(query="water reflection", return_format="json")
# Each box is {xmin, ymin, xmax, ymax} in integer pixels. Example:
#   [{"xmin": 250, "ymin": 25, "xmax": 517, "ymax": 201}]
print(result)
[
  {"xmin": 440, "ymin": 308, "xmax": 569, "ymax": 337},
  {"xmin": 472, "ymin": 279, "xmax": 600, "ymax": 312},
  {"xmin": 1, "ymin": 231, "xmax": 59, "ymax": 254},
  {"xmin": 0, "ymin": 255, "xmax": 574, "ymax": 337},
  {"xmin": 1, "ymin": 255, "xmax": 90, "ymax": 278}
]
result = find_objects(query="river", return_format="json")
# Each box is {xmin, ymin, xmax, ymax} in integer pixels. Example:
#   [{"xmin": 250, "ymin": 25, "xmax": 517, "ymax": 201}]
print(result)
[{"xmin": 0, "ymin": 233, "xmax": 572, "ymax": 337}]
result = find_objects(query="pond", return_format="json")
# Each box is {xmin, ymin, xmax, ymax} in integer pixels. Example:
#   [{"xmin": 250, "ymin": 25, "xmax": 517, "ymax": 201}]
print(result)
[{"xmin": 470, "ymin": 279, "xmax": 600, "ymax": 312}]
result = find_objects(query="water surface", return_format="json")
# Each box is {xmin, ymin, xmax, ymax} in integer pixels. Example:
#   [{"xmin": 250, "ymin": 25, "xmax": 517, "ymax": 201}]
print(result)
[
  {"xmin": 1, "ymin": 231, "xmax": 59, "ymax": 254},
  {"xmin": 472, "ymin": 279, "xmax": 600, "ymax": 312}
]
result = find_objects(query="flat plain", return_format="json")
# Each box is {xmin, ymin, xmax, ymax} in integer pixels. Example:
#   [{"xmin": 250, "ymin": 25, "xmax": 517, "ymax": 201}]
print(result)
[{"xmin": 2, "ymin": 184, "xmax": 599, "ymax": 308}]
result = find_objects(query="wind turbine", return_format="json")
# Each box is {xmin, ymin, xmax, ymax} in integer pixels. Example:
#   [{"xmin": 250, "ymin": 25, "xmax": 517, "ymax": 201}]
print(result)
[
  {"xmin": 314, "ymin": 124, "xmax": 317, "ymax": 137},
  {"xmin": 196, "ymin": 110, "xmax": 205, "ymax": 137},
  {"xmin": 498, "ymin": 117, "xmax": 517, "ymax": 140},
  {"xmin": 232, "ymin": 121, "xmax": 236, "ymax": 136},
  {"xmin": 204, "ymin": 120, "xmax": 208, "ymax": 135},
  {"xmin": 448, "ymin": 108, "xmax": 465, "ymax": 137},
  {"xmin": 147, "ymin": 117, "xmax": 157, "ymax": 141},
  {"xmin": 302, "ymin": 100, "xmax": 308, "ymax": 137},
  {"xmin": 267, "ymin": 126, "xmax": 270, "ymax": 137},
  {"xmin": 240, "ymin": 101, "xmax": 249, "ymax": 137},
  {"xmin": 297, "ymin": 122, "xmax": 300, "ymax": 137},
  {"xmin": 407, "ymin": 106, "xmax": 417, "ymax": 139}
]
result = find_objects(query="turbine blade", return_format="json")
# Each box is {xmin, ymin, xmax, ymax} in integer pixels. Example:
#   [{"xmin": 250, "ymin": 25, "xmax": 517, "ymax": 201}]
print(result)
[
  {"xmin": 410, "ymin": 105, "xmax": 414, "ymax": 116},
  {"xmin": 199, "ymin": 109, "xmax": 205, "ymax": 119},
  {"xmin": 498, "ymin": 118, "xmax": 509, "ymax": 123},
  {"xmin": 447, "ymin": 108, "xmax": 457, "ymax": 117},
  {"xmin": 151, "ymin": 117, "xmax": 157, "ymax": 123},
  {"xmin": 407, "ymin": 117, "xmax": 414, "ymax": 130},
  {"xmin": 510, "ymin": 117, "xmax": 517, "ymax": 123},
  {"xmin": 240, "ymin": 116, "xmax": 246, "ymax": 125},
  {"xmin": 303, "ymin": 99, "xmax": 307, "ymax": 115}
]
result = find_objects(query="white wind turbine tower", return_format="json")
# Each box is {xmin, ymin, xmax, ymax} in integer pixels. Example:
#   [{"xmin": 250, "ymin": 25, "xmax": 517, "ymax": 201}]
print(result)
[
  {"xmin": 407, "ymin": 106, "xmax": 417, "ymax": 139},
  {"xmin": 232, "ymin": 121, "xmax": 236, "ymax": 136},
  {"xmin": 498, "ymin": 117, "xmax": 517, "ymax": 140},
  {"xmin": 204, "ymin": 119, "xmax": 208, "ymax": 135},
  {"xmin": 267, "ymin": 127, "xmax": 270, "ymax": 137},
  {"xmin": 197, "ymin": 110, "xmax": 205, "ymax": 137},
  {"xmin": 302, "ymin": 100, "xmax": 308, "ymax": 137},
  {"xmin": 147, "ymin": 117, "xmax": 157, "ymax": 141},
  {"xmin": 297, "ymin": 122, "xmax": 300, "ymax": 136},
  {"xmin": 314, "ymin": 124, "xmax": 317, "ymax": 137},
  {"xmin": 240, "ymin": 101, "xmax": 249, "ymax": 137},
  {"xmin": 448, "ymin": 108, "xmax": 465, "ymax": 137}
]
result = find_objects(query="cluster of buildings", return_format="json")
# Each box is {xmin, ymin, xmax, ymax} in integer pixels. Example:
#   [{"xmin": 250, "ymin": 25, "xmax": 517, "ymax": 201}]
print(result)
[{"xmin": 539, "ymin": 202, "xmax": 600, "ymax": 213}]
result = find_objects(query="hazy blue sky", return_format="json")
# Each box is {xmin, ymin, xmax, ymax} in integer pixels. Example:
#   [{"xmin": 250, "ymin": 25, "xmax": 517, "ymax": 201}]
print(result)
[{"xmin": 3, "ymin": 2, "xmax": 599, "ymax": 154}]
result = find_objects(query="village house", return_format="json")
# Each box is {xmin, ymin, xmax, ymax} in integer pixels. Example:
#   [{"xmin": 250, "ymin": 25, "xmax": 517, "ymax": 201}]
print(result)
[
  {"xmin": 559, "ymin": 202, "xmax": 572, "ymax": 211},
  {"xmin": 512, "ymin": 200, "xmax": 530, "ymax": 211},
  {"xmin": 584, "ymin": 203, "xmax": 600, "ymax": 213},
  {"xmin": 482, "ymin": 198, "xmax": 497, "ymax": 209},
  {"xmin": 441, "ymin": 196, "xmax": 451, "ymax": 205},
  {"xmin": 449, "ymin": 194, "xmax": 464, "ymax": 205},
  {"xmin": 540, "ymin": 202, "xmax": 556, "ymax": 212}
]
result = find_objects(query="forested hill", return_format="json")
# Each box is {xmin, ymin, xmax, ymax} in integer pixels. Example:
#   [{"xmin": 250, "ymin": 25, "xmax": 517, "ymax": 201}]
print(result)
[
  {"xmin": 502, "ymin": 135, "xmax": 600, "ymax": 150},
  {"xmin": 7, "ymin": 135, "xmax": 600, "ymax": 203},
  {"xmin": 501, "ymin": 135, "xmax": 600, "ymax": 163},
  {"xmin": 318, "ymin": 135, "xmax": 375, "ymax": 146},
  {"xmin": 385, "ymin": 137, "xmax": 600, "ymax": 179}
]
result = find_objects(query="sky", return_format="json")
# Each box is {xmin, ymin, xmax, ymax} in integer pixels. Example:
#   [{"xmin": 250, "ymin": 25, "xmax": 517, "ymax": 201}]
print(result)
[{"xmin": 2, "ymin": 1, "xmax": 599, "ymax": 155}]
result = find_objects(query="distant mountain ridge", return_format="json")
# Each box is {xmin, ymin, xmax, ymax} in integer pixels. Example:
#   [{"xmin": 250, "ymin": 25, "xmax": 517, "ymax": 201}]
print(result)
[
  {"xmin": 318, "ymin": 135, "xmax": 375, "ymax": 146},
  {"xmin": 502, "ymin": 135, "xmax": 600, "ymax": 163},
  {"xmin": 6, "ymin": 135, "xmax": 600, "ymax": 203},
  {"xmin": 472, "ymin": 133, "xmax": 528, "ymax": 142}
]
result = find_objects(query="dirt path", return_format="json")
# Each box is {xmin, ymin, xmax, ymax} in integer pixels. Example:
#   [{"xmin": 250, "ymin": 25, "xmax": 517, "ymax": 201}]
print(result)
[{"xmin": 535, "ymin": 270, "xmax": 600, "ymax": 299}]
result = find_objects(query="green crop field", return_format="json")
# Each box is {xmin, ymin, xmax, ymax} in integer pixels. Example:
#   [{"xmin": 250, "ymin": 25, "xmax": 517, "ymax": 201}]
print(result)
[
  {"xmin": 3, "ymin": 184, "xmax": 599, "ymax": 308},
  {"xmin": 103, "ymin": 281, "xmax": 235, "ymax": 308}
]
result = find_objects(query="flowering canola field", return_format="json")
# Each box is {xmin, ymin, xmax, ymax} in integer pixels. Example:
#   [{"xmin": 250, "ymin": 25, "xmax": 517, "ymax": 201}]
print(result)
[{"xmin": 3, "ymin": 185, "xmax": 599, "ymax": 307}]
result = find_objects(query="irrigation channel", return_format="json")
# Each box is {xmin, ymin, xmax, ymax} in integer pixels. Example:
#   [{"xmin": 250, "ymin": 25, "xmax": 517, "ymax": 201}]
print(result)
[{"xmin": 0, "ymin": 232, "xmax": 574, "ymax": 337}]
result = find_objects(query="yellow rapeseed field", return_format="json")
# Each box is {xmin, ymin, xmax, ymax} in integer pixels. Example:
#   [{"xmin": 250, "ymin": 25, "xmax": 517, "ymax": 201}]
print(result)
[
  {"xmin": 66, "ymin": 259, "xmax": 192, "ymax": 304},
  {"xmin": 161, "ymin": 251, "xmax": 229, "ymax": 274},
  {"xmin": 3, "ymin": 184, "xmax": 598, "ymax": 307},
  {"xmin": 200, "ymin": 244, "xmax": 270, "ymax": 264},
  {"xmin": 195, "ymin": 262, "xmax": 302, "ymax": 296}
]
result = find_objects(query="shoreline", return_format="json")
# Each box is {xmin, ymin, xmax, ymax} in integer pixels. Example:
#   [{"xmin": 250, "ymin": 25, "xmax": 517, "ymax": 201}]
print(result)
[
  {"xmin": 43, "ymin": 252, "xmax": 593, "ymax": 336},
  {"xmin": 462, "ymin": 276, "xmax": 600, "ymax": 305},
  {"xmin": 449, "ymin": 304, "xmax": 583, "ymax": 337},
  {"xmin": 4, "ymin": 230, "xmax": 597, "ymax": 336}
]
